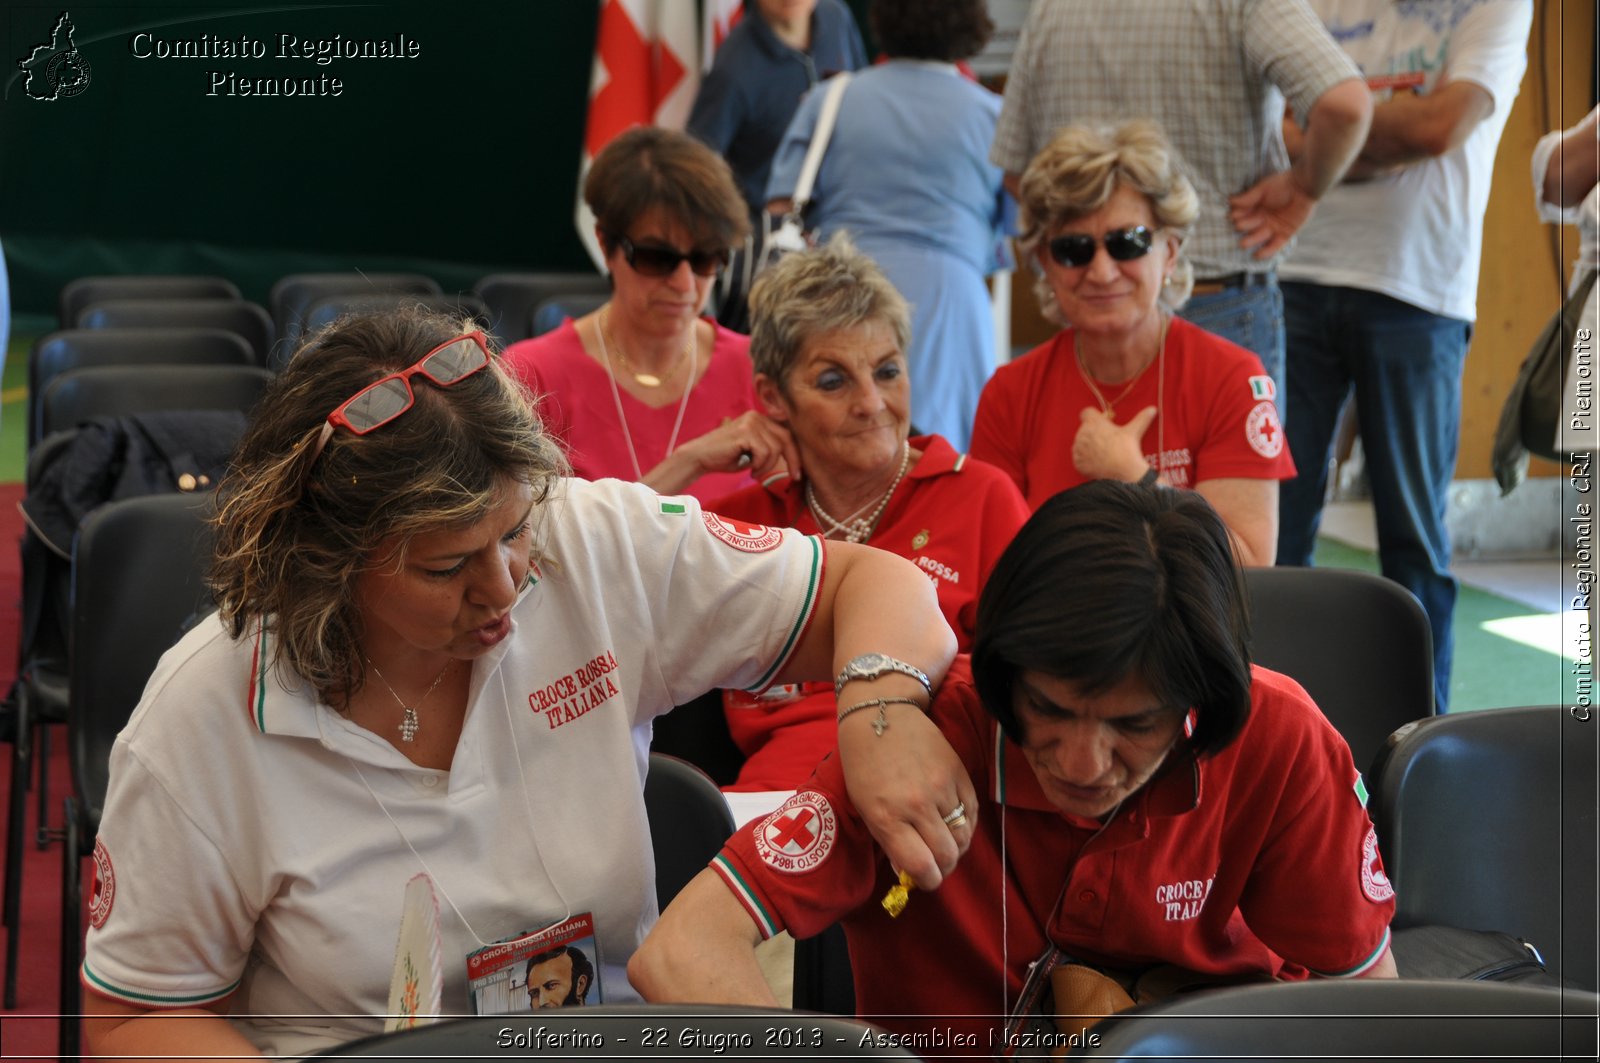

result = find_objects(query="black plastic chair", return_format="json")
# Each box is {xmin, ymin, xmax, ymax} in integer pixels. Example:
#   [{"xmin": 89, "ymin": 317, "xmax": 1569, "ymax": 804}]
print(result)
[
  {"xmin": 644, "ymin": 753, "xmax": 736, "ymax": 909},
  {"xmin": 1372, "ymin": 706, "xmax": 1599, "ymax": 992},
  {"xmin": 1243, "ymin": 567, "xmax": 1434, "ymax": 775},
  {"xmin": 3, "ymin": 373, "xmax": 260, "ymax": 1010},
  {"xmin": 76, "ymin": 297, "xmax": 276, "ymax": 366},
  {"xmin": 29, "ymin": 328, "xmax": 257, "ymax": 448},
  {"xmin": 532, "ymin": 292, "xmax": 610, "ymax": 337},
  {"xmin": 300, "ymin": 292, "xmax": 492, "ymax": 343},
  {"xmin": 649, "ymin": 691, "xmax": 746, "ymax": 786},
  {"xmin": 1, "ymin": 433, "xmax": 75, "ymax": 1009},
  {"xmin": 316, "ymin": 1004, "xmax": 915, "ymax": 1059},
  {"xmin": 1069, "ymin": 978, "xmax": 1597, "ymax": 1062},
  {"xmin": 56, "ymin": 493, "xmax": 218, "ymax": 1060},
  {"xmin": 270, "ymin": 272, "xmax": 441, "ymax": 364},
  {"xmin": 472, "ymin": 272, "xmax": 611, "ymax": 346},
  {"xmin": 39, "ymin": 365, "xmax": 274, "ymax": 439},
  {"xmin": 792, "ymin": 924, "xmax": 854, "ymax": 1017},
  {"xmin": 58, "ymin": 274, "xmax": 240, "ymax": 330}
]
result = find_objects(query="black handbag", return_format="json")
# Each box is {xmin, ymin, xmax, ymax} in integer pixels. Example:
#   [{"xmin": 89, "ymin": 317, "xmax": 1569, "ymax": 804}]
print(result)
[
  {"xmin": 713, "ymin": 73, "xmax": 851, "ymax": 333},
  {"xmin": 1492, "ymin": 268, "xmax": 1598, "ymax": 494}
]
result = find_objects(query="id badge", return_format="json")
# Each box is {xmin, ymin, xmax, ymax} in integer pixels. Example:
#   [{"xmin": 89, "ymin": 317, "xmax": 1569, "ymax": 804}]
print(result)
[{"xmin": 464, "ymin": 912, "xmax": 603, "ymax": 1014}]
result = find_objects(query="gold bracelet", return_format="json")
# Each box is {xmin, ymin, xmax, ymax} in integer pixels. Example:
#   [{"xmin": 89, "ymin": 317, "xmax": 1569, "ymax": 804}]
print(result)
[{"xmin": 836, "ymin": 695, "xmax": 925, "ymax": 736}]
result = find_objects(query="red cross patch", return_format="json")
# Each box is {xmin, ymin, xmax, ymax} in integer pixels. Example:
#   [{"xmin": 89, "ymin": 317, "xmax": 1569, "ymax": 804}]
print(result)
[
  {"xmin": 1360, "ymin": 825, "xmax": 1395, "ymax": 903},
  {"xmin": 702, "ymin": 512, "xmax": 783, "ymax": 553},
  {"xmin": 753, "ymin": 791, "xmax": 837, "ymax": 874},
  {"xmin": 89, "ymin": 838, "xmax": 116, "ymax": 928},
  {"xmin": 1245, "ymin": 401, "xmax": 1284, "ymax": 459}
]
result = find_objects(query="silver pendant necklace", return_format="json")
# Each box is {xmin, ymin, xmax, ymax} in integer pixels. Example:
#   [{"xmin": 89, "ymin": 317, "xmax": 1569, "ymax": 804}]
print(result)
[{"xmin": 367, "ymin": 658, "xmax": 455, "ymax": 743}]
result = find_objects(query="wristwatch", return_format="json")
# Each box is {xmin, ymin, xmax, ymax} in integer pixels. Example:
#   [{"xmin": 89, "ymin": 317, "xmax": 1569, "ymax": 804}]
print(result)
[{"xmin": 834, "ymin": 653, "xmax": 933, "ymax": 699}]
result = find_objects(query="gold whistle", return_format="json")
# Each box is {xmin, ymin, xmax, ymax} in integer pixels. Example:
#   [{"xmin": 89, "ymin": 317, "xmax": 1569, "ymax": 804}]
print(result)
[{"xmin": 881, "ymin": 869, "xmax": 916, "ymax": 917}]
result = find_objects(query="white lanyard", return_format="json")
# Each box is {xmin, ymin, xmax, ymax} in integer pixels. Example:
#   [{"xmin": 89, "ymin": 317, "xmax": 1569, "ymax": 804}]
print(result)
[{"xmin": 342, "ymin": 667, "xmax": 571, "ymax": 946}]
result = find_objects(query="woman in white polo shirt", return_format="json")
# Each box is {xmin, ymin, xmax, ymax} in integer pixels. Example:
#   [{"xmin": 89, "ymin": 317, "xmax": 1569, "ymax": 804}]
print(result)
[{"xmin": 80, "ymin": 308, "xmax": 966, "ymax": 1058}]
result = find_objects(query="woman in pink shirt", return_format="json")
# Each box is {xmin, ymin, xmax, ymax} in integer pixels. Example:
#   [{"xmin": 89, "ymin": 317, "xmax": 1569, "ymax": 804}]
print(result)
[{"xmin": 503, "ymin": 128, "xmax": 798, "ymax": 503}]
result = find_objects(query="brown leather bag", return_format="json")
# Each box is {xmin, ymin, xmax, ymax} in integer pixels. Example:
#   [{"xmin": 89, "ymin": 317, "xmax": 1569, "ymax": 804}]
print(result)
[{"xmin": 1047, "ymin": 964, "xmax": 1138, "ymax": 1049}]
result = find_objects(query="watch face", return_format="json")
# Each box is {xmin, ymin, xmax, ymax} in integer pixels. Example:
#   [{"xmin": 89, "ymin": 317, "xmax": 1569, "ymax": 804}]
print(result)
[{"xmin": 851, "ymin": 653, "xmax": 892, "ymax": 672}]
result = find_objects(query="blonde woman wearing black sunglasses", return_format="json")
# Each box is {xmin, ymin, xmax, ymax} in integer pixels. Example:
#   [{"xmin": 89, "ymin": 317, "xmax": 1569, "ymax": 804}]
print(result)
[
  {"xmin": 970, "ymin": 120, "xmax": 1293, "ymax": 566},
  {"xmin": 504, "ymin": 127, "xmax": 800, "ymax": 504},
  {"xmin": 81, "ymin": 308, "xmax": 968, "ymax": 1058}
]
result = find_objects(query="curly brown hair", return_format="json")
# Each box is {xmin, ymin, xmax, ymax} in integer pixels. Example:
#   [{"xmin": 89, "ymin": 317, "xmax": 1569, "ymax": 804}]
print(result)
[
  {"xmin": 209, "ymin": 308, "xmax": 567, "ymax": 708},
  {"xmin": 870, "ymin": 0, "xmax": 993, "ymax": 61}
]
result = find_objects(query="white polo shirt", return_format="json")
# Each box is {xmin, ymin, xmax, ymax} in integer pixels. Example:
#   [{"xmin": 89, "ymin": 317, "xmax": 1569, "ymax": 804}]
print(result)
[{"xmin": 82, "ymin": 478, "xmax": 823, "ymax": 1056}]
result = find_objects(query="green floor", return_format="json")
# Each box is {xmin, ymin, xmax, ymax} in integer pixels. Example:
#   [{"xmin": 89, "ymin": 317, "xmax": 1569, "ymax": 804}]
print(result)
[
  {"xmin": 1311, "ymin": 539, "xmax": 1564, "ymax": 711},
  {"xmin": 0, "ymin": 319, "xmax": 1564, "ymax": 712}
]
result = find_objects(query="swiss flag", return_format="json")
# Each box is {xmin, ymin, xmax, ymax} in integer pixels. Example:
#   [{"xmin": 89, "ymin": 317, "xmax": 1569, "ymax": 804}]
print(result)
[{"xmin": 576, "ymin": 0, "xmax": 701, "ymax": 268}]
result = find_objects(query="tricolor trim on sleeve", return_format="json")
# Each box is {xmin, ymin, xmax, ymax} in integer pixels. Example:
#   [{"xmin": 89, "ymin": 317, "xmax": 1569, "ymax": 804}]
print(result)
[
  {"xmin": 1310, "ymin": 926, "xmax": 1392, "ymax": 979},
  {"xmin": 711, "ymin": 853, "xmax": 781, "ymax": 941},
  {"xmin": 744, "ymin": 534, "xmax": 824, "ymax": 693},
  {"xmin": 82, "ymin": 960, "xmax": 242, "ymax": 1007},
  {"xmin": 246, "ymin": 622, "xmax": 268, "ymax": 733}
]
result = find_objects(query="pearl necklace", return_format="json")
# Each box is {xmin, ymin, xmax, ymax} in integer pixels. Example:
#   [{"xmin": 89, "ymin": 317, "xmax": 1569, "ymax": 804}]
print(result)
[
  {"xmin": 600, "ymin": 307, "xmax": 692, "ymax": 388},
  {"xmin": 806, "ymin": 444, "xmax": 910, "ymax": 543},
  {"xmin": 368, "ymin": 658, "xmax": 454, "ymax": 743}
]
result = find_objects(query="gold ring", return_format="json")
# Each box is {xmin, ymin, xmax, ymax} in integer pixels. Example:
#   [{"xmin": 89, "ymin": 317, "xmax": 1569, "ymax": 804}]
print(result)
[{"xmin": 941, "ymin": 801, "xmax": 967, "ymax": 827}]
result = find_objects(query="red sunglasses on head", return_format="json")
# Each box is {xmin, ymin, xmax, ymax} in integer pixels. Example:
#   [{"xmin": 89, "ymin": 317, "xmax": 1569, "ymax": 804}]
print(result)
[{"xmin": 308, "ymin": 331, "xmax": 492, "ymax": 463}]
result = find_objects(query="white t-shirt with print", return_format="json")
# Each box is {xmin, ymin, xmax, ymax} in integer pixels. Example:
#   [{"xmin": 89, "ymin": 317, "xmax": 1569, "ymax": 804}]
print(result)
[{"xmin": 1281, "ymin": 0, "xmax": 1533, "ymax": 321}]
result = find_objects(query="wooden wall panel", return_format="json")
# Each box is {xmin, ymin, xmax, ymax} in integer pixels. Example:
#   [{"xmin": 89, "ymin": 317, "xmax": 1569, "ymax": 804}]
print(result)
[{"xmin": 1463, "ymin": 0, "xmax": 1592, "ymax": 480}]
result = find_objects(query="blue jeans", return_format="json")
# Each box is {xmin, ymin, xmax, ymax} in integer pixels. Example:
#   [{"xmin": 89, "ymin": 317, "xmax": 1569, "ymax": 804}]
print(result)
[
  {"xmin": 1177, "ymin": 278, "xmax": 1286, "ymax": 406},
  {"xmin": 1277, "ymin": 282, "xmax": 1471, "ymax": 713}
]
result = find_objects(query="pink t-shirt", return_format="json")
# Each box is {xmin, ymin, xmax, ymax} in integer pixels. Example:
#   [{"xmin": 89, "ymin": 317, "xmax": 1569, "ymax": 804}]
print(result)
[{"xmin": 504, "ymin": 318, "xmax": 762, "ymax": 503}]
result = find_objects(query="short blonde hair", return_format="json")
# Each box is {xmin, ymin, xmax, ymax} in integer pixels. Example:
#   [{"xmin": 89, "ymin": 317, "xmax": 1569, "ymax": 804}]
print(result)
[
  {"xmin": 747, "ymin": 234, "xmax": 911, "ymax": 388},
  {"xmin": 1017, "ymin": 120, "xmax": 1200, "ymax": 324}
]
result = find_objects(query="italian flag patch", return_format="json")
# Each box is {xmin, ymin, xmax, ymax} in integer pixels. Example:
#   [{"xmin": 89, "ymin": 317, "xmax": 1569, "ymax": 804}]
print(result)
[
  {"xmin": 659, "ymin": 501, "xmax": 687, "ymax": 516},
  {"xmin": 1353, "ymin": 774, "xmax": 1369, "ymax": 809},
  {"xmin": 1248, "ymin": 375, "xmax": 1276, "ymax": 401}
]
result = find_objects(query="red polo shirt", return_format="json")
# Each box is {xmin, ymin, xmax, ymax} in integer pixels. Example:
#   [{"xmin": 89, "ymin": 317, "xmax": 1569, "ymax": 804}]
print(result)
[
  {"xmin": 714, "ymin": 659, "xmax": 1395, "ymax": 1043},
  {"xmin": 708, "ymin": 436, "xmax": 1028, "ymax": 790}
]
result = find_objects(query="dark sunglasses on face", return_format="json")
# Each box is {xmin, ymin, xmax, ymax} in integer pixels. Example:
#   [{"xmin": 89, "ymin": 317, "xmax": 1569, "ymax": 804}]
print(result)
[
  {"xmin": 1047, "ymin": 225, "xmax": 1158, "ymax": 268},
  {"xmin": 611, "ymin": 233, "xmax": 729, "ymax": 278}
]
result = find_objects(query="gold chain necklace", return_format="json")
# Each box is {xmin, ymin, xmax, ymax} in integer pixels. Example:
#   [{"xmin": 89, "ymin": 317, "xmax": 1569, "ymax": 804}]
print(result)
[
  {"xmin": 600, "ymin": 307, "xmax": 693, "ymax": 388},
  {"xmin": 367, "ymin": 658, "xmax": 455, "ymax": 743},
  {"xmin": 1077, "ymin": 316, "xmax": 1170, "ymax": 413}
]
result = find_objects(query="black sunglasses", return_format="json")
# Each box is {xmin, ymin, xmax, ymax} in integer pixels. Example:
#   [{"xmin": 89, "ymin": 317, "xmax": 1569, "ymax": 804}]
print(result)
[
  {"xmin": 1047, "ymin": 225, "xmax": 1158, "ymax": 268},
  {"xmin": 611, "ymin": 233, "xmax": 729, "ymax": 278}
]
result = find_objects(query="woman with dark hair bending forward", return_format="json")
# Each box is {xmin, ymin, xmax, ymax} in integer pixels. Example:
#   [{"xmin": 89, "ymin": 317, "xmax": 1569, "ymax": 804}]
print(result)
[
  {"xmin": 634, "ymin": 481, "xmax": 1396, "ymax": 1042},
  {"xmin": 80, "ymin": 309, "xmax": 966, "ymax": 1058}
]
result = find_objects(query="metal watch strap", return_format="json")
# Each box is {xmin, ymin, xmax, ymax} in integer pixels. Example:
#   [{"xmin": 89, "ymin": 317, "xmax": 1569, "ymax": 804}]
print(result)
[{"xmin": 833, "ymin": 653, "xmax": 933, "ymax": 699}]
